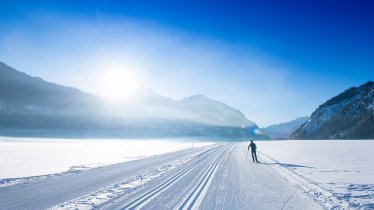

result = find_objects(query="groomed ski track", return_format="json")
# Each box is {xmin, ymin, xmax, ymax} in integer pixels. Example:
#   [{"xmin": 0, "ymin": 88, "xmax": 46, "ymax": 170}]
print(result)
[{"xmin": 0, "ymin": 143, "xmax": 323, "ymax": 210}]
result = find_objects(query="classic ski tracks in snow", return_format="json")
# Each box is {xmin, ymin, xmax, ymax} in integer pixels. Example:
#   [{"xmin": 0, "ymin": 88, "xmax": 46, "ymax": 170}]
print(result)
[
  {"xmin": 118, "ymin": 144, "xmax": 228, "ymax": 210},
  {"xmin": 175, "ymin": 151, "xmax": 225, "ymax": 210}
]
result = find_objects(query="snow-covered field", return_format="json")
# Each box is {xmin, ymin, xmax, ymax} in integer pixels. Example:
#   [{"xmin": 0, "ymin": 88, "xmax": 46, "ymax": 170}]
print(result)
[
  {"xmin": 0, "ymin": 137, "xmax": 213, "ymax": 181},
  {"xmin": 257, "ymin": 140, "xmax": 374, "ymax": 209},
  {"xmin": 1, "ymin": 138, "xmax": 373, "ymax": 209},
  {"xmin": 50, "ymin": 151, "xmax": 203, "ymax": 210}
]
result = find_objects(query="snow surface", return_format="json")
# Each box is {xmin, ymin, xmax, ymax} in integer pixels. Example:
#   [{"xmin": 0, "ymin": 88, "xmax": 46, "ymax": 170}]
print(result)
[
  {"xmin": 0, "ymin": 137, "xmax": 213, "ymax": 181},
  {"xmin": 258, "ymin": 140, "xmax": 374, "ymax": 209},
  {"xmin": 48, "ymin": 143, "xmax": 320, "ymax": 210},
  {"xmin": 49, "ymin": 150, "xmax": 202, "ymax": 209},
  {"xmin": 1, "ymin": 139, "xmax": 373, "ymax": 209}
]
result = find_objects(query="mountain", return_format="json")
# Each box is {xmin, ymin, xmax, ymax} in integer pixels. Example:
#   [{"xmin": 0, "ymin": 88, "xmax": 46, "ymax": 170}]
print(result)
[
  {"xmin": 291, "ymin": 81, "xmax": 374, "ymax": 139},
  {"xmin": 262, "ymin": 117, "xmax": 309, "ymax": 140},
  {"xmin": 178, "ymin": 94, "xmax": 253, "ymax": 127},
  {"xmin": 0, "ymin": 62, "xmax": 103, "ymax": 114},
  {"xmin": 0, "ymin": 61, "xmax": 268, "ymax": 140}
]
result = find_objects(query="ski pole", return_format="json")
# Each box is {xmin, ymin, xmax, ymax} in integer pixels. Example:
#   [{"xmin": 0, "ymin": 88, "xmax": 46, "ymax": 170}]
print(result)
[{"xmin": 246, "ymin": 149, "xmax": 249, "ymax": 160}]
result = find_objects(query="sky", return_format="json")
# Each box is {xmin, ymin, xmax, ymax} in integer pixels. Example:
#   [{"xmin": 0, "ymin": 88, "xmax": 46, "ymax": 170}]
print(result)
[{"xmin": 0, "ymin": 0, "xmax": 373, "ymax": 127}]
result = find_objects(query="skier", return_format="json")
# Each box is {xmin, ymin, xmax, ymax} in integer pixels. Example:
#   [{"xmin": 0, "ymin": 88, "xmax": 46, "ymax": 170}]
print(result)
[{"xmin": 248, "ymin": 140, "xmax": 259, "ymax": 163}]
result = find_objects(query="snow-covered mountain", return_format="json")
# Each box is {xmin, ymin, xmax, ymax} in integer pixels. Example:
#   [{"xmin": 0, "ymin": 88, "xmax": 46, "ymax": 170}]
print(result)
[
  {"xmin": 0, "ymin": 61, "xmax": 268, "ymax": 140},
  {"xmin": 262, "ymin": 117, "xmax": 309, "ymax": 140},
  {"xmin": 291, "ymin": 81, "xmax": 374, "ymax": 139}
]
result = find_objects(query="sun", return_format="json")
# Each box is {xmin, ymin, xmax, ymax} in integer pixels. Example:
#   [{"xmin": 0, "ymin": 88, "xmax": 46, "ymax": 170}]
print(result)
[{"xmin": 97, "ymin": 69, "xmax": 141, "ymax": 101}]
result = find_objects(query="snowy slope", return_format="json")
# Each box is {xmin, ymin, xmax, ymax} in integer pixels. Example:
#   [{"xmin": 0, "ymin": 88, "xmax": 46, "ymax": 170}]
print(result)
[{"xmin": 292, "ymin": 81, "xmax": 374, "ymax": 139}]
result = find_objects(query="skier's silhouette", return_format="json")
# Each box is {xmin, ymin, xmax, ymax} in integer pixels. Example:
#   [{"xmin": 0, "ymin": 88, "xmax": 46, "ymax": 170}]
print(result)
[{"xmin": 248, "ymin": 140, "xmax": 259, "ymax": 163}]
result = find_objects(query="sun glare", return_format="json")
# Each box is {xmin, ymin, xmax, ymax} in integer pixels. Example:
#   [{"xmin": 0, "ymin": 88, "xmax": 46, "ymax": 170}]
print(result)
[{"xmin": 97, "ymin": 69, "xmax": 141, "ymax": 101}]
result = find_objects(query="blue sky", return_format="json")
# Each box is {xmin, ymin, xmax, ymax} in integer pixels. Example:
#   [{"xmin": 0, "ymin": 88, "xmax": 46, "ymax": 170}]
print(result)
[{"xmin": 0, "ymin": 0, "xmax": 373, "ymax": 126}]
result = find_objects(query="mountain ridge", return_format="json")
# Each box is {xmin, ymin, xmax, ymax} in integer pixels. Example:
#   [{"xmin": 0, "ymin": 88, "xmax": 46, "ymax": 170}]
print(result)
[
  {"xmin": 0, "ymin": 61, "xmax": 268, "ymax": 140},
  {"xmin": 291, "ymin": 81, "xmax": 374, "ymax": 139}
]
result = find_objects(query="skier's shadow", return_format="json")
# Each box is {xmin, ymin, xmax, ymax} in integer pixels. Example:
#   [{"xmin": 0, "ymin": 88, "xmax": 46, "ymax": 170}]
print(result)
[{"xmin": 258, "ymin": 162, "xmax": 314, "ymax": 169}]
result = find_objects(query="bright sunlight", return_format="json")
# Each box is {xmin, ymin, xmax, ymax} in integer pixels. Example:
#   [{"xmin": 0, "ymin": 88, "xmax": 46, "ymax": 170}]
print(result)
[{"xmin": 97, "ymin": 69, "xmax": 141, "ymax": 101}]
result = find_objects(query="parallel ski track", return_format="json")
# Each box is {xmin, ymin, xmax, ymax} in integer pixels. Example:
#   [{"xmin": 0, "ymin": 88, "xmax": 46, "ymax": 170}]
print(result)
[
  {"xmin": 176, "ymin": 150, "xmax": 226, "ymax": 210},
  {"xmin": 118, "ymin": 145, "xmax": 226, "ymax": 210}
]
